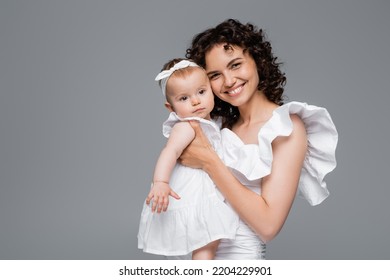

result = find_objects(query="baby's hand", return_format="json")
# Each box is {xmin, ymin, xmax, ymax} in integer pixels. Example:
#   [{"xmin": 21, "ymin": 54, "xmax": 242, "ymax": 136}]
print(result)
[{"xmin": 145, "ymin": 182, "xmax": 180, "ymax": 213}]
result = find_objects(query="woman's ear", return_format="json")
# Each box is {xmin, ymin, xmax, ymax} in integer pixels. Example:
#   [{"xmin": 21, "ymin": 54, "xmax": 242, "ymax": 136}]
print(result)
[{"xmin": 165, "ymin": 102, "xmax": 174, "ymax": 112}]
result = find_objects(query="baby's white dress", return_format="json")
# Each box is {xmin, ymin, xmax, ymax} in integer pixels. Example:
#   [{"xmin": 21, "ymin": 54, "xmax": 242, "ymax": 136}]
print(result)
[
  {"xmin": 137, "ymin": 112, "xmax": 239, "ymax": 256},
  {"xmin": 167, "ymin": 102, "xmax": 338, "ymax": 260}
]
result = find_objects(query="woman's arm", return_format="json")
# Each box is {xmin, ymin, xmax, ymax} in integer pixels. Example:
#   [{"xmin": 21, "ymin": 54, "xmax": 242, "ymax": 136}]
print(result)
[
  {"xmin": 180, "ymin": 116, "xmax": 307, "ymax": 242},
  {"xmin": 146, "ymin": 121, "xmax": 195, "ymax": 213}
]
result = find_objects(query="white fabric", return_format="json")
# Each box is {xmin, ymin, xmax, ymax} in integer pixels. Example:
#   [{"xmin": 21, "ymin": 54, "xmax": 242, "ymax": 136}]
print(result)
[
  {"xmin": 138, "ymin": 112, "xmax": 239, "ymax": 256},
  {"xmin": 221, "ymin": 101, "xmax": 338, "ymax": 206},
  {"xmin": 167, "ymin": 101, "xmax": 338, "ymax": 259},
  {"xmin": 155, "ymin": 60, "xmax": 199, "ymax": 97}
]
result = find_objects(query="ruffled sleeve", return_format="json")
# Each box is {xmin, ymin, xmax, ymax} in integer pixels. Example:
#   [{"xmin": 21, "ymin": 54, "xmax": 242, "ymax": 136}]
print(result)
[
  {"xmin": 162, "ymin": 112, "xmax": 182, "ymax": 138},
  {"xmin": 221, "ymin": 101, "xmax": 338, "ymax": 206},
  {"xmin": 162, "ymin": 112, "xmax": 223, "ymax": 155},
  {"xmin": 284, "ymin": 102, "xmax": 338, "ymax": 205}
]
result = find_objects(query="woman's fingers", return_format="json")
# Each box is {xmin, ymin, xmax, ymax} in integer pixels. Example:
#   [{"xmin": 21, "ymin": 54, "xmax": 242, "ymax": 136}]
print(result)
[
  {"xmin": 188, "ymin": 120, "xmax": 201, "ymax": 134},
  {"xmin": 188, "ymin": 120, "xmax": 212, "ymax": 147}
]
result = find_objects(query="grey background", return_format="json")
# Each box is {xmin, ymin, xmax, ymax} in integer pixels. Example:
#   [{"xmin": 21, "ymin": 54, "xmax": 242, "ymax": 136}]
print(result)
[{"xmin": 1, "ymin": 0, "xmax": 389, "ymax": 260}]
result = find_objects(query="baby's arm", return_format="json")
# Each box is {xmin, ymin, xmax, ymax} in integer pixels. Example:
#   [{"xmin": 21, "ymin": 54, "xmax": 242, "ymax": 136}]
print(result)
[{"xmin": 146, "ymin": 121, "xmax": 196, "ymax": 213}]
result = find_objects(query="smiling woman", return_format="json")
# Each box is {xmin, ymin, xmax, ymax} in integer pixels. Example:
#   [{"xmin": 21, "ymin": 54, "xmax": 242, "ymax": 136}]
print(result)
[
  {"xmin": 206, "ymin": 46, "xmax": 260, "ymax": 103},
  {"xmin": 176, "ymin": 19, "xmax": 338, "ymax": 259},
  {"xmin": 207, "ymin": 44, "xmax": 280, "ymax": 145}
]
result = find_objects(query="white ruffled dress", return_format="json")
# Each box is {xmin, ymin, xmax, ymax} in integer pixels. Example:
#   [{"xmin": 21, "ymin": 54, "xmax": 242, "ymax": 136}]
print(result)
[
  {"xmin": 168, "ymin": 102, "xmax": 338, "ymax": 260},
  {"xmin": 215, "ymin": 101, "xmax": 338, "ymax": 259},
  {"xmin": 138, "ymin": 112, "xmax": 239, "ymax": 256}
]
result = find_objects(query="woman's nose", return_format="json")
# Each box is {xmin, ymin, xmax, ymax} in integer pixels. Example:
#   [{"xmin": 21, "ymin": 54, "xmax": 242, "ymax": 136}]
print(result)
[{"xmin": 224, "ymin": 74, "xmax": 236, "ymax": 88}]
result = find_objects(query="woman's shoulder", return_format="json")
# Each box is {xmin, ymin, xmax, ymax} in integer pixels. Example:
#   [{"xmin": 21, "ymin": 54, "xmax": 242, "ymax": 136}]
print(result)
[
  {"xmin": 265, "ymin": 101, "xmax": 339, "ymax": 204},
  {"xmin": 268, "ymin": 101, "xmax": 337, "ymax": 138},
  {"xmin": 289, "ymin": 113, "xmax": 306, "ymax": 138},
  {"xmin": 272, "ymin": 113, "xmax": 307, "ymax": 150},
  {"xmin": 222, "ymin": 101, "xmax": 338, "ymax": 205},
  {"xmin": 275, "ymin": 101, "xmax": 335, "ymax": 124}
]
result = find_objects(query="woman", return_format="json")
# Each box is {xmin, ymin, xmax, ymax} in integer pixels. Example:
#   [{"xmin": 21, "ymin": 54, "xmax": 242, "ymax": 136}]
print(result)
[{"xmin": 177, "ymin": 19, "xmax": 338, "ymax": 259}]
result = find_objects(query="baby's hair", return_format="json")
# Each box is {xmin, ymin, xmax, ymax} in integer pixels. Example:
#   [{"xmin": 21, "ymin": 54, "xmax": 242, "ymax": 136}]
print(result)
[
  {"xmin": 158, "ymin": 58, "xmax": 199, "ymax": 87},
  {"xmin": 158, "ymin": 58, "xmax": 206, "ymax": 102}
]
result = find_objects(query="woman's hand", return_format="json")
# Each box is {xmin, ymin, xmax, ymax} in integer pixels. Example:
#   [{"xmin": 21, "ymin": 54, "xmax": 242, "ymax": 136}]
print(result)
[{"xmin": 179, "ymin": 120, "xmax": 217, "ymax": 170}]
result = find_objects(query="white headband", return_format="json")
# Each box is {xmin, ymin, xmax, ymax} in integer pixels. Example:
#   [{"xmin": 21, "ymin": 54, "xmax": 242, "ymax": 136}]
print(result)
[{"xmin": 155, "ymin": 60, "xmax": 199, "ymax": 96}]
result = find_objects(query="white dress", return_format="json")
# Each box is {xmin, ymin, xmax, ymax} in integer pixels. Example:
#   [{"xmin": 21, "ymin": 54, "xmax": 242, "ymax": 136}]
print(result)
[
  {"xmin": 167, "ymin": 102, "xmax": 338, "ymax": 260},
  {"xmin": 137, "ymin": 112, "xmax": 239, "ymax": 256}
]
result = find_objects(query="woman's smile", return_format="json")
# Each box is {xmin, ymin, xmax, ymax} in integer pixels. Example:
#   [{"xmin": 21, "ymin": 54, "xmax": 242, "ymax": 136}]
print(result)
[{"xmin": 225, "ymin": 84, "xmax": 245, "ymax": 97}]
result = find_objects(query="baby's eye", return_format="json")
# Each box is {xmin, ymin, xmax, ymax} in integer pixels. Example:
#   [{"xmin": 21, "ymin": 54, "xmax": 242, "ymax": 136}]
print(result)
[
  {"xmin": 179, "ymin": 96, "xmax": 188, "ymax": 101},
  {"xmin": 198, "ymin": 89, "xmax": 206, "ymax": 95}
]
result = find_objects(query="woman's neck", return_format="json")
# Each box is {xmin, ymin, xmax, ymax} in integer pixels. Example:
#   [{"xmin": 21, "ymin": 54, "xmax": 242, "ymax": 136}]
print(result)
[{"xmin": 237, "ymin": 91, "xmax": 278, "ymax": 126}]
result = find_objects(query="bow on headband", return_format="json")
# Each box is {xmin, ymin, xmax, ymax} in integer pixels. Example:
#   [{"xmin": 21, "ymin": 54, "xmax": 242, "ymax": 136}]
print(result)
[{"xmin": 155, "ymin": 60, "xmax": 199, "ymax": 96}]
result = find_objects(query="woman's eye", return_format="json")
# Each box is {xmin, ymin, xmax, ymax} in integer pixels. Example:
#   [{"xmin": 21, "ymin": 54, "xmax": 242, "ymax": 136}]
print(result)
[
  {"xmin": 209, "ymin": 73, "xmax": 220, "ymax": 80},
  {"xmin": 231, "ymin": 63, "xmax": 241, "ymax": 69}
]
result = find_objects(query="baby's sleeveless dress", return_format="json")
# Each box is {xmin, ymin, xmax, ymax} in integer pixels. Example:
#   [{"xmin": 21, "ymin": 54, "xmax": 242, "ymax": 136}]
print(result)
[
  {"xmin": 167, "ymin": 102, "xmax": 338, "ymax": 260},
  {"xmin": 138, "ymin": 112, "xmax": 239, "ymax": 256}
]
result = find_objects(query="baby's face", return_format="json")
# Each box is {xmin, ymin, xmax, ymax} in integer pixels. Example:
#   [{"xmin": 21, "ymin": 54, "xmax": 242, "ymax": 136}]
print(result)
[{"xmin": 165, "ymin": 67, "xmax": 214, "ymax": 120}]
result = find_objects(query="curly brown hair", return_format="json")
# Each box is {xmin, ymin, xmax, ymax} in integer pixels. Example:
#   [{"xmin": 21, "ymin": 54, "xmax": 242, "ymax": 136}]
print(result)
[{"xmin": 186, "ymin": 19, "xmax": 286, "ymax": 128}]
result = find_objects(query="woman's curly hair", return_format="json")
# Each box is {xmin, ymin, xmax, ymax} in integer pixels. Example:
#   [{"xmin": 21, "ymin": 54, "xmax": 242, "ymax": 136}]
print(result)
[{"xmin": 186, "ymin": 19, "xmax": 286, "ymax": 128}]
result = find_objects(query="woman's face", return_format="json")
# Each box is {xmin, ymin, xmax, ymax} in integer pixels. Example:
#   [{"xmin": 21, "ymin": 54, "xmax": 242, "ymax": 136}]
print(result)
[{"xmin": 204, "ymin": 44, "xmax": 259, "ymax": 107}]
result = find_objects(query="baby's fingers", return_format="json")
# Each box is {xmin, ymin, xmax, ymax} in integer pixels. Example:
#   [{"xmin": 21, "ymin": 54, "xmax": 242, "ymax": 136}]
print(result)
[
  {"xmin": 156, "ymin": 195, "xmax": 166, "ymax": 213},
  {"xmin": 151, "ymin": 196, "xmax": 158, "ymax": 212},
  {"xmin": 169, "ymin": 189, "xmax": 181, "ymax": 200},
  {"xmin": 145, "ymin": 192, "xmax": 154, "ymax": 205},
  {"xmin": 161, "ymin": 196, "xmax": 170, "ymax": 212},
  {"xmin": 152, "ymin": 195, "xmax": 164, "ymax": 213}
]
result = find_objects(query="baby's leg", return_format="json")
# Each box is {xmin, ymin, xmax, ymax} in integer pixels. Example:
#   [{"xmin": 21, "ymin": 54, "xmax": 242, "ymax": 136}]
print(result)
[{"xmin": 192, "ymin": 240, "xmax": 220, "ymax": 260}]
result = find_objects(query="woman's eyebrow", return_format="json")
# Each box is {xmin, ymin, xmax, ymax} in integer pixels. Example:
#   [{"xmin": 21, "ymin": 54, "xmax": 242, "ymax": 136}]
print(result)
[
  {"xmin": 206, "ymin": 70, "xmax": 218, "ymax": 77},
  {"xmin": 206, "ymin": 58, "xmax": 243, "ymax": 76},
  {"xmin": 226, "ymin": 57, "xmax": 243, "ymax": 68}
]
